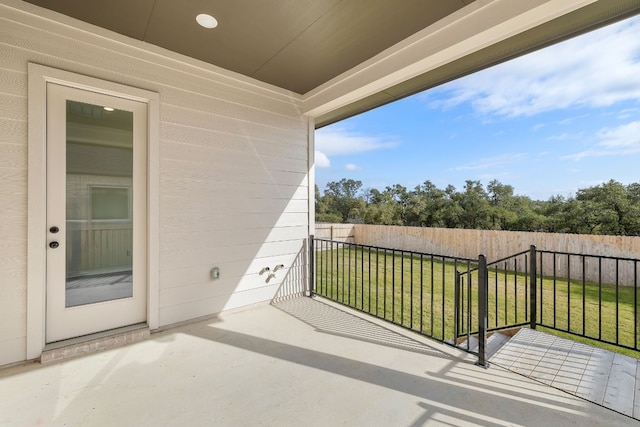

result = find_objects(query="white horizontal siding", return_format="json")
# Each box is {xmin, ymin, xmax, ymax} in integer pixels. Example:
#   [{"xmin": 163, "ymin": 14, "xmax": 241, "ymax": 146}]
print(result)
[
  {"xmin": 0, "ymin": 338, "xmax": 25, "ymax": 367},
  {"xmin": 0, "ymin": 61, "xmax": 28, "ymax": 364},
  {"xmin": 0, "ymin": 0, "xmax": 310, "ymax": 365},
  {"xmin": 159, "ymin": 283, "xmax": 283, "ymax": 326}
]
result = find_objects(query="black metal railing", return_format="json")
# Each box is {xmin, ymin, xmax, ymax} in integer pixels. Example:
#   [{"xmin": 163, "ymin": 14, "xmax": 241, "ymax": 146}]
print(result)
[
  {"xmin": 535, "ymin": 249, "xmax": 639, "ymax": 352},
  {"xmin": 310, "ymin": 235, "xmax": 640, "ymax": 365},
  {"xmin": 311, "ymin": 237, "xmax": 477, "ymax": 346},
  {"xmin": 457, "ymin": 247, "xmax": 534, "ymax": 338}
]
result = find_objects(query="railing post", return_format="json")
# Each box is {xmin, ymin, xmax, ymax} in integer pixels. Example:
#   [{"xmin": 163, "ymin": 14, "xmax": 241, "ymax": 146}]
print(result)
[
  {"xmin": 477, "ymin": 254, "xmax": 489, "ymax": 368},
  {"xmin": 529, "ymin": 245, "xmax": 537, "ymax": 330},
  {"xmin": 454, "ymin": 271, "xmax": 460, "ymax": 344},
  {"xmin": 309, "ymin": 235, "xmax": 315, "ymax": 296}
]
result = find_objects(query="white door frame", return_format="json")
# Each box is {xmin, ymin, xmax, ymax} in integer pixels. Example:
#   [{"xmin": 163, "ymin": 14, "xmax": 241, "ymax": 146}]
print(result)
[{"xmin": 27, "ymin": 63, "xmax": 160, "ymax": 359}]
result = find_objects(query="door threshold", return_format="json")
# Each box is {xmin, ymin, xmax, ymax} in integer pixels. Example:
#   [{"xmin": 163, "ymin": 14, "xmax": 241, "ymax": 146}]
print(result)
[{"xmin": 41, "ymin": 323, "xmax": 149, "ymax": 364}]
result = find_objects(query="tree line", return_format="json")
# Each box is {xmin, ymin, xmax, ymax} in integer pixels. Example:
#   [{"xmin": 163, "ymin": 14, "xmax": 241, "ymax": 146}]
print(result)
[{"xmin": 315, "ymin": 178, "xmax": 640, "ymax": 236}]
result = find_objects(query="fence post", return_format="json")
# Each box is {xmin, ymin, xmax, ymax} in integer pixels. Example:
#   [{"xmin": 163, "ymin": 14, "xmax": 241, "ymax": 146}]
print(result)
[
  {"xmin": 529, "ymin": 245, "xmax": 537, "ymax": 330},
  {"xmin": 477, "ymin": 254, "xmax": 489, "ymax": 368},
  {"xmin": 309, "ymin": 235, "xmax": 315, "ymax": 296}
]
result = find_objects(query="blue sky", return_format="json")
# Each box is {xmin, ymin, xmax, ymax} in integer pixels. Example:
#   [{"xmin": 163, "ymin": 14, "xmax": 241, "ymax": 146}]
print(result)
[{"xmin": 315, "ymin": 16, "xmax": 640, "ymax": 201}]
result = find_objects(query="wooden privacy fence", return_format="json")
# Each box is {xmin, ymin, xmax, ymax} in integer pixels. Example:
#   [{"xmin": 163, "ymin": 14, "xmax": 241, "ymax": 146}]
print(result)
[{"xmin": 316, "ymin": 224, "xmax": 640, "ymax": 286}]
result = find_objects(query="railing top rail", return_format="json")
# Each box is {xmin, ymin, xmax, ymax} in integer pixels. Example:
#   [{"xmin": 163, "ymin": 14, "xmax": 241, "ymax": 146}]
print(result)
[
  {"xmin": 537, "ymin": 249, "xmax": 640, "ymax": 263},
  {"xmin": 485, "ymin": 249, "xmax": 531, "ymax": 268},
  {"xmin": 313, "ymin": 238, "xmax": 477, "ymax": 263}
]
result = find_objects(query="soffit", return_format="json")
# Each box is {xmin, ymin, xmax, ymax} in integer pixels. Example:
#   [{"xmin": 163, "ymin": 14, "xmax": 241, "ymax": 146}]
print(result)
[
  {"xmin": 23, "ymin": 0, "xmax": 473, "ymax": 95},
  {"xmin": 314, "ymin": 0, "xmax": 640, "ymax": 127}
]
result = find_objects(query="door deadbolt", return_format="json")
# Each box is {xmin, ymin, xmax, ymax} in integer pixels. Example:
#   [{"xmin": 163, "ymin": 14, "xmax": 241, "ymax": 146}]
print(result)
[
  {"xmin": 49, "ymin": 226, "xmax": 59, "ymax": 233},
  {"xmin": 49, "ymin": 241, "xmax": 59, "ymax": 249}
]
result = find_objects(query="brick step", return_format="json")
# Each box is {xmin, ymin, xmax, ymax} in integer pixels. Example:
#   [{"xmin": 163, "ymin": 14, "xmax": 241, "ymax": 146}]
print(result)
[{"xmin": 41, "ymin": 324, "xmax": 149, "ymax": 364}]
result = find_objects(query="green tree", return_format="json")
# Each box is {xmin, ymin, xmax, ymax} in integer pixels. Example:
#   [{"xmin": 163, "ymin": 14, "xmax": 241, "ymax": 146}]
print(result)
[
  {"xmin": 315, "ymin": 184, "xmax": 342, "ymax": 223},
  {"xmin": 316, "ymin": 176, "xmax": 640, "ymax": 235},
  {"xmin": 362, "ymin": 188, "xmax": 403, "ymax": 225},
  {"xmin": 576, "ymin": 180, "xmax": 631, "ymax": 235},
  {"xmin": 442, "ymin": 185, "xmax": 464, "ymax": 228},
  {"xmin": 323, "ymin": 179, "xmax": 364, "ymax": 222},
  {"xmin": 487, "ymin": 179, "xmax": 517, "ymax": 230},
  {"xmin": 458, "ymin": 180, "xmax": 491, "ymax": 229},
  {"xmin": 406, "ymin": 181, "xmax": 447, "ymax": 227}
]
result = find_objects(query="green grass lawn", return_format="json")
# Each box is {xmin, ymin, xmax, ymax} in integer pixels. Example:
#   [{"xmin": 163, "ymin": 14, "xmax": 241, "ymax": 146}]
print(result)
[{"xmin": 314, "ymin": 246, "xmax": 640, "ymax": 358}]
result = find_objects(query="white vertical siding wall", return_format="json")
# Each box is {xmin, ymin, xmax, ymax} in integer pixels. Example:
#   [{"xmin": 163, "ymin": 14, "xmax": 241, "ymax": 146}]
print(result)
[{"xmin": 0, "ymin": 0, "xmax": 310, "ymax": 365}]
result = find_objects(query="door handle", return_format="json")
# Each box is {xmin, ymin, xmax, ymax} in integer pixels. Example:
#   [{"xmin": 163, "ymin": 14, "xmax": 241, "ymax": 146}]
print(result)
[{"xmin": 49, "ymin": 241, "xmax": 59, "ymax": 249}]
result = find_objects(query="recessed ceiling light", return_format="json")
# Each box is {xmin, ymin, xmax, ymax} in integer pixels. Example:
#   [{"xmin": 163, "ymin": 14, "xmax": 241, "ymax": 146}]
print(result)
[
  {"xmin": 196, "ymin": 13, "xmax": 218, "ymax": 29},
  {"xmin": 103, "ymin": 107, "xmax": 114, "ymax": 112}
]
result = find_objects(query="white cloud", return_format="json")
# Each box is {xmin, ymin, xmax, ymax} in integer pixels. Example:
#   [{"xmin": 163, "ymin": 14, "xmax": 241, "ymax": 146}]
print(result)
[
  {"xmin": 315, "ymin": 150, "xmax": 331, "ymax": 168},
  {"xmin": 429, "ymin": 17, "xmax": 640, "ymax": 118},
  {"xmin": 598, "ymin": 121, "xmax": 640, "ymax": 149},
  {"xmin": 314, "ymin": 126, "xmax": 397, "ymax": 169},
  {"xmin": 315, "ymin": 126, "xmax": 397, "ymax": 156},
  {"xmin": 455, "ymin": 153, "xmax": 527, "ymax": 171},
  {"xmin": 546, "ymin": 131, "xmax": 584, "ymax": 141},
  {"xmin": 563, "ymin": 121, "xmax": 640, "ymax": 160},
  {"xmin": 344, "ymin": 163, "xmax": 361, "ymax": 171}
]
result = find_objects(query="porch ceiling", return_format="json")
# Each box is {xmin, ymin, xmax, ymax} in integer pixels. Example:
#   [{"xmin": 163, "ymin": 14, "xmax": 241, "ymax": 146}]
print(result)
[
  {"xmin": 23, "ymin": 0, "xmax": 640, "ymax": 127},
  {"xmin": 23, "ymin": 0, "xmax": 474, "ymax": 94}
]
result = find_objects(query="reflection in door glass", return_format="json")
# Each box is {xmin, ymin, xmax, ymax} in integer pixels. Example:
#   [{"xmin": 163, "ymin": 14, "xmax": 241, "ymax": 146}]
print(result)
[{"xmin": 65, "ymin": 100, "xmax": 134, "ymax": 307}]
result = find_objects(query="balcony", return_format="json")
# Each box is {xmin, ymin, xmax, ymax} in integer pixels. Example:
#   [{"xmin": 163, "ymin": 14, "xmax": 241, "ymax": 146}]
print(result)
[{"xmin": 0, "ymin": 297, "xmax": 634, "ymax": 426}]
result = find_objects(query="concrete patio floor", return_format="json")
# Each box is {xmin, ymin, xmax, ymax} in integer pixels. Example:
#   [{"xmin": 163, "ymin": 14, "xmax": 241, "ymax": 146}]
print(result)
[{"xmin": 1, "ymin": 297, "xmax": 637, "ymax": 426}]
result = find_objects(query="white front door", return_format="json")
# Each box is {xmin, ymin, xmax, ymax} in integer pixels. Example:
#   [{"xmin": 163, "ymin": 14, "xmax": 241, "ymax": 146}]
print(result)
[{"xmin": 45, "ymin": 82, "xmax": 148, "ymax": 343}]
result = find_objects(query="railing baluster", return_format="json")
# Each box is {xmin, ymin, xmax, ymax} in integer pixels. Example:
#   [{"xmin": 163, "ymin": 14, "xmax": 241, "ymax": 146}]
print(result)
[
  {"xmin": 466, "ymin": 267, "xmax": 472, "ymax": 348},
  {"xmin": 368, "ymin": 247, "xmax": 371, "ymax": 312},
  {"xmin": 354, "ymin": 246, "xmax": 358, "ymax": 308},
  {"xmin": 567, "ymin": 253, "xmax": 571, "ymax": 333},
  {"xmin": 494, "ymin": 262, "xmax": 500, "ymax": 328},
  {"xmin": 348, "ymin": 244, "xmax": 352, "ymax": 306},
  {"xmin": 582, "ymin": 255, "xmax": 586, "ymax": 336},
  {"xmin": 460, "ymin": 271, "xmax": 465, "ymax": 335},
  {"xmin": 392, "ymin": 250, "xmax": 395, "ymax": 322},
  {"xmin": 323, "ymin": 240, "xmax": 327, "ymax": 297},
  {"xmin": 420, "ymin": 254, "xmax": 424, "ymax": 333},
  {"xmin": 430, "ymin": 255, "xmax": 434, "ymax": 337},
  {"xmin": 537, "ymin": 250, "xmax": 541, "ymax": 327},
  {"xmin": 616, "ymin": 259, "xmax": 619, "ymax": 345},
  {"xmin": 441, "ymin": 256, "xmax": 445, "ymax": 341},
  {"xmin": 504, "ymin": 261, "xmax": 508, "ymax": 326},
  {"xmin": 375, "ymin": 248, "xmax": 379, "ymax": 317},
  {"xmin": 477, "ymin": 254, "xmax": 488, "ymax": 368},
  {"xmin": 410, "ymin": 253, "xmax": 414, "ymax": 329},
  {"xmin": 383, "ymin": 249, "xmax": 387, "ymax": 319},
  {"xmin": 599, "ymin": 257, "xmax": 602, "ymax": 341},
  {"xmin": 327, "ymin": 242, "xmax": 339, "ymax": 299},
  {"xmin": 514, "ymin": 258, "xmax": 518, "ymax": 324},
  {"xmin": 635, "ymin": 260, "xmax": 638, "ymax": 350},
  {"xmin": 361, "ymin": 246, "xmax": 364, "ymax": 309},
  {"xmin": 553, "ymin": 254, "xmax": 557, "ymax": 329},
  {"xmin": 400, "ymin": 251, "xmax": 404, "ymax": 326},
  {"xmin": 340, "ymin": 241, "xmax": 344, "ymax": 302},
  {"xmin": 309, "ymin": 235, "xmax": 315, "ymax": 295},
  {"xmin": 529, "ymin": 245, "xmax": 537, "ymax": 330}
]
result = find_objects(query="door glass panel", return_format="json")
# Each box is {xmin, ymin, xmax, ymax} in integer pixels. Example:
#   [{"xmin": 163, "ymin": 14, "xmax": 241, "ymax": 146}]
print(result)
[{"xmin": 65, "ymin": 100, "xmax": 134, "ymax": 308}]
